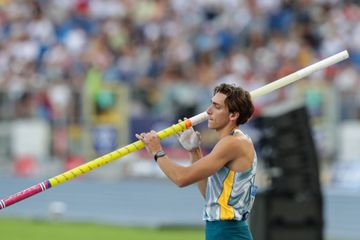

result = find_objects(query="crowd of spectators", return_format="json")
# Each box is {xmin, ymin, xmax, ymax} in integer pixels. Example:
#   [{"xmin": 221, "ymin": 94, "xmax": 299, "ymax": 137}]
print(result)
[{"xmin": 0, "ymin": 0, "xmax": 359, "ymax": 124}]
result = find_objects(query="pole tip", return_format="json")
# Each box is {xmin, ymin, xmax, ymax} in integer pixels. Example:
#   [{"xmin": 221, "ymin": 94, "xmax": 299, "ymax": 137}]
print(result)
[{"xmin": 342, "ymin": 50, "xmax": 350, "ymax": 59}]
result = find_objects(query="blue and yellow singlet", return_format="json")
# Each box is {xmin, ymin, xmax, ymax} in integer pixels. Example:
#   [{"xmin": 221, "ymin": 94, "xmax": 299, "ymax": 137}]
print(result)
[{"xmin": 203, "ymin": 130, "xmax": 257, "ymax": 221}]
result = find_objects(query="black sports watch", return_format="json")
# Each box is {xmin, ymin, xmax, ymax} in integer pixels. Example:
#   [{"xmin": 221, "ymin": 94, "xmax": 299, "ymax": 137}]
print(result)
[{"xmin": 154, "ymin": 150, "xmax": 166, "ymax": 162}]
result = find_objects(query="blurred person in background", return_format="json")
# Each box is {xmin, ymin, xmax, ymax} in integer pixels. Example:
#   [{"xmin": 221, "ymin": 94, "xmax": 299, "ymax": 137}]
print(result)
[{"xmin": 137, "ymin": 83, "xmax": 257, "ymax": 240}]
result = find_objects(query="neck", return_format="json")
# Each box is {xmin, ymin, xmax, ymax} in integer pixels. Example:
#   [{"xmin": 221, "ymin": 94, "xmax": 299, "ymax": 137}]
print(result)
[{"xmin": 217, "ymin": 124, "xmax": 238, "ymax": 138}]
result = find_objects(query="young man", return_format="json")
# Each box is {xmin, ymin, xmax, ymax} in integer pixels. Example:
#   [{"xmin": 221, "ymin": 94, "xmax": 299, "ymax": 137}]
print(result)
[{"xmin": 136, "ymin": 83, "xmax": 257, "ymax": 240}]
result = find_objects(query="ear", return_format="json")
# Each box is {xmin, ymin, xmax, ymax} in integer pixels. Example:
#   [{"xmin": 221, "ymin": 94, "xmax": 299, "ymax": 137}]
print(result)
[{"xmin": 229, "ymin": 112, "xmax": 239, "ymax": 122}]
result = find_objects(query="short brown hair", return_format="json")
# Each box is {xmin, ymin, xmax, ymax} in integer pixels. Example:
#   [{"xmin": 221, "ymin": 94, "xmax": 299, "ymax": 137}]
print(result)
[{"xmin": 213, "ymin": 83, "xmax": 254, "ymax": 125}]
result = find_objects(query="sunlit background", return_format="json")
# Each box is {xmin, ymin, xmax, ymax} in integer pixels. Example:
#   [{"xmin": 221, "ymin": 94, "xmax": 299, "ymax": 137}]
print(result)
[{"xmin": 0, "ymin": 0, "xmax": 360, "ymax": 239}]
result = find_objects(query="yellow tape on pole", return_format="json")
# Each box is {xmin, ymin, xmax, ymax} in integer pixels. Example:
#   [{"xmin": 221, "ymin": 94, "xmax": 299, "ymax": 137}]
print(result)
[{"xmin": 48, "ymin": 121, "xmax": 189, "ymax": 187}]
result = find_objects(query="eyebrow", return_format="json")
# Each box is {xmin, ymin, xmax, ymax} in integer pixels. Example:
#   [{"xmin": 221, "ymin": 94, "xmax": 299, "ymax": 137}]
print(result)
[{"xmin": 211, "ymin": 100, "xmax": 222, "ymax": 107}]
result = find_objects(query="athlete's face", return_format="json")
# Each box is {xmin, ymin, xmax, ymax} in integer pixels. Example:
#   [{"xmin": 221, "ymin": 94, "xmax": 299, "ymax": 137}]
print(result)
[{"xmin": 206, "ymin": 93, "xmax": 231, "ymax": 130}]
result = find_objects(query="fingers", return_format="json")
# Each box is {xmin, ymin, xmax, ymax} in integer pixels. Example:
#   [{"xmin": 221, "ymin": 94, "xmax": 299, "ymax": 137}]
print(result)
[
  {"xmin": 135, "ymin": 133, "xmax": 146, "ymax": 141},
  {"xmin": 135, "ymin": 131, "xmax": 163, "ymax": 157},
  {"xmin": 135, "ymin": 131, "xmax": 159, "ymax": 141},
  {"xmin": 135, "ymin": 133, "xmax": 150, "ymax": 154},
  {"xmin": 178, "ymin": 117, "xmax": 188, "ymax": 123}
]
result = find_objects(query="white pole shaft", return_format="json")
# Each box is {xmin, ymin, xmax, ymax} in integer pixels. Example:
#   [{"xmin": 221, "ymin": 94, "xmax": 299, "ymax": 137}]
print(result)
[
  {"xmin": 189, "ymin": 50, "xmax": 349, "ymax": 126},
  {"xmin": 250, "ymin": 50, "xmax": 349, "ymax": 98}
]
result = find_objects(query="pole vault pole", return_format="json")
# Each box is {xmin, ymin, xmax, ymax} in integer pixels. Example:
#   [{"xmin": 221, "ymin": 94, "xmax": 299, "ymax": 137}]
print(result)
[{"xmin": 0, "ymin": 50, "xmax": 349, "ymax": 210}]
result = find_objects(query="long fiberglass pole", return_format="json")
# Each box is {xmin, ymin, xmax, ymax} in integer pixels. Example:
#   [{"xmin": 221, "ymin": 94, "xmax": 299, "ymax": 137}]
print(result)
[{"xmin": 0, "ymin": 50, "xmax": 349, "ymax": 210}]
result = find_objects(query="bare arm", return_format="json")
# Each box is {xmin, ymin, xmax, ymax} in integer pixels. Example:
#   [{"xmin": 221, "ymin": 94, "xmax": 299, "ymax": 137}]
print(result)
[
  {"xmin": 136, "ymin": 131, "xmax": 240, "ymax": 189},
  {"xmin": 189, "ymin": 147, "xmax": 207, "ymax": 198},
  {"xmin": 155, "ymin": 136, "xmax": 239, "ymax": 187}
]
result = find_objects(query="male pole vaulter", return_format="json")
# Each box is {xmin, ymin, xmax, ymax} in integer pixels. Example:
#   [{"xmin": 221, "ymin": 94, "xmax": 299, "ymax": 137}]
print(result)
[{"xmin": 137, "ymin": 83, "xmax": 257, "ymax": 240}]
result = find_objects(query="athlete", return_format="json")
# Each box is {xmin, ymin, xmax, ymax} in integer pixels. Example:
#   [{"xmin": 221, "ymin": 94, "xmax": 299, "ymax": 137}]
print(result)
[{"xmin": 136, "ymin": 83, "xmax": 257, "ymax": 240}]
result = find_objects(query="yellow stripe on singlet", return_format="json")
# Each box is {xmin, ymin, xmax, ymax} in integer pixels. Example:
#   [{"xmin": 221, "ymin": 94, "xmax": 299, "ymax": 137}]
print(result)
[{"xmin": 217, "ymin": 170, "xmax": 235, "ymax": 220}]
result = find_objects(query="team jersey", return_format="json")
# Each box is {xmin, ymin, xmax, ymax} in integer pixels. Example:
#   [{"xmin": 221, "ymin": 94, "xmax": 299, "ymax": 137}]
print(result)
[{"xmin": 203, "ymin": 129, "xmax": 257, "ymax": 221}]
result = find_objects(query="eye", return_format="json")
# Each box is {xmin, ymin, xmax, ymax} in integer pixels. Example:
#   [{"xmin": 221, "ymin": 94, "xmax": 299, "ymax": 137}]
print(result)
[{"xmin": 210, "ymin": 101, "xmax": 221, "ymax": 109}]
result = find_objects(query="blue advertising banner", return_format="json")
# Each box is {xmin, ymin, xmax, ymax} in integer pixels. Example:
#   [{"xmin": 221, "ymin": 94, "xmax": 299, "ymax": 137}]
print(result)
[{"xmin": 92, "ymin": 125, "xmax": 118, "ymax": 155}]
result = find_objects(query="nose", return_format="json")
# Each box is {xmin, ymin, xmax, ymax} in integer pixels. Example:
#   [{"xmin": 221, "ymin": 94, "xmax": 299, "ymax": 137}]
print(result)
[{"xmin": 206, "ymin": 105, "xmax": 212, "ymax": 115}]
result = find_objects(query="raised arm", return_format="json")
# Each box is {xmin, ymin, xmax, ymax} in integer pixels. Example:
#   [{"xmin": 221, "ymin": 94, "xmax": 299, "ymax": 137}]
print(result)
[{"xmin": 137, "ymin": 131, "xmax": 238, "ymax": 187}]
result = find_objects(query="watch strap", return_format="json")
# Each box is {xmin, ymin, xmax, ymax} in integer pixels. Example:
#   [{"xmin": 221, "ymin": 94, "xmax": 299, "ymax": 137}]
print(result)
[{"xmin": 154, "ymin": 150, "xmax": 166, "ymax": 162}]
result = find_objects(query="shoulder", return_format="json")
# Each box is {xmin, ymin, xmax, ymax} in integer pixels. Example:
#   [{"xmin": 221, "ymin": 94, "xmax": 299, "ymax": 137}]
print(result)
[
  {"xmin": 206, "ymin": 134, "xmax": 254, "ymax": 170},
  {"xmin": 217, "ymin": 134, "xmax": 254, "ymax": 160},
  {"xmin": 217, "ymin": 134, "xmax": 252, "ymax": 149},
  {"xmin": 211, "ymin": 135, "xmax": 249, "ymax": 158}
]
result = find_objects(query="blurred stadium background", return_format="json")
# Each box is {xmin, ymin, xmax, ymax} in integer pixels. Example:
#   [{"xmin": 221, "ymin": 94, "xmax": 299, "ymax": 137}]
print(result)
[{"xmin": 0, "ymin": 0, "xmax": 360, "ymax": 239}]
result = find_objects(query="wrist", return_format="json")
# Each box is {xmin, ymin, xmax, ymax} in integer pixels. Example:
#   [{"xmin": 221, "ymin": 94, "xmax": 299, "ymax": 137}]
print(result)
[{"xmin": 154, "ymin": 150, "xmax": 166, "ymax": 162}]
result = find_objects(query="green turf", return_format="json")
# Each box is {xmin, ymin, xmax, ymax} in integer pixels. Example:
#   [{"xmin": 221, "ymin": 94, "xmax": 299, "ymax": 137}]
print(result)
[
  {"xmin": 0, "ymin": 218, "xmax": 355, "ymax": 240},
  {"xmin": 0, "ymin": 218, "xmax": 204, "ymax": 240}
]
